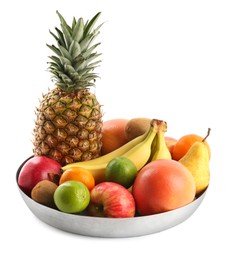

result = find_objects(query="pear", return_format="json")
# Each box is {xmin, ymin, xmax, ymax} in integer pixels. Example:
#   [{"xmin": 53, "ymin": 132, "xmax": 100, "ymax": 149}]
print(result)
[{"xmin": 179, "ymin": 128, "xmax": 211, "ymax": 196}]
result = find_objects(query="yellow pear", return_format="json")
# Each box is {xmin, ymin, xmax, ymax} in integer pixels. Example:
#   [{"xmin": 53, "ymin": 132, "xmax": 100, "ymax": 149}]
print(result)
[{"xmin": 179, "ymin": 128, "xmax": 211, "ymax": 196}]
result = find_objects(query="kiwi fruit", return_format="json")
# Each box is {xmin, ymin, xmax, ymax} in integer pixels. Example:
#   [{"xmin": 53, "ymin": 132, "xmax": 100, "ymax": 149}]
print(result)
[
  {"xmin": 125, "ymin": 117, "xmax": 151, "ymax": 141},
  {"xmin": 31, "ymin": 180, "xmax": 58, "ymax": 208}
]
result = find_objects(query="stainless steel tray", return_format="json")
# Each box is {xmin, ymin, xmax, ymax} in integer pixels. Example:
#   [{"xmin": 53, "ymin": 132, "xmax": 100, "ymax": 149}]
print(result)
[{"xmin": 16, "ymin": 157, "xmax": 207, "ymax": 238}]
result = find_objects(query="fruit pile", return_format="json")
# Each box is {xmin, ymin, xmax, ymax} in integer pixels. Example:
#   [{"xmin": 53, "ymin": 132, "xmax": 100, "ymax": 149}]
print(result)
[
  {"xmin": 17, "ymin": 12, "xmax": 211, "ymax": 218},
  {"xmin": 18, "ymin": 117, "xmax": 211, "ymax": 218}
]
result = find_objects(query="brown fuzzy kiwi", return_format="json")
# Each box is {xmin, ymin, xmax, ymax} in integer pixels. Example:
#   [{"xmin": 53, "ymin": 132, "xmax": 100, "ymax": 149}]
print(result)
[
  {"xmin": 125, "ymin": 118, "xmax": 151, "ymax": 141},
  {"xmin": 31, "ymin": 180, "xmax": 58, "ymax": 208}
]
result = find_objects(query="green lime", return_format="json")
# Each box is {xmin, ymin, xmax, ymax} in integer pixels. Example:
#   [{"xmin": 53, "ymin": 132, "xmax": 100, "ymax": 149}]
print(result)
[
  {"xmin": 105, "ymin": 157, "xmax": 137, "ymax": 188},
  {"xmin": 54, "ymin": 180, "xmax": 90, "ymax": 213}
]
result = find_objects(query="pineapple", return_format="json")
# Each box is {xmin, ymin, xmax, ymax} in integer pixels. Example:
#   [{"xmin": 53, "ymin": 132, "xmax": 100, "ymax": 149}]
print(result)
[{"xmin": 33, "ymin": 11, "xmax": 103, "ymax": 166}]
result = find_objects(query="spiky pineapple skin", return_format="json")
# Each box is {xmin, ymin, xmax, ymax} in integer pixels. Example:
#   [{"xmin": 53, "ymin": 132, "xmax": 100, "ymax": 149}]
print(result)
[{"xmin": 33, "ymin": 87, "xmax": 102, "ymax": 166}]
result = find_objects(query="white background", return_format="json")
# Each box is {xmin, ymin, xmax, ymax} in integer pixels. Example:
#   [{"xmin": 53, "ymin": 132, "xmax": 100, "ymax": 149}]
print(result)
[{"xmin": 1, "ymin": 0, "xmax": 231, "ymax": 259}]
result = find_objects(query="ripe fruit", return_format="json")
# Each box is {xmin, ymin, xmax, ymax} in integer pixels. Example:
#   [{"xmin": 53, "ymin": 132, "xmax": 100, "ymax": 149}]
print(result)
[
  {"xmin": 150, "ymin": 120, "xmax": 171, "ymax": 161},
  {"xmin": 54, "ymin": 181, "xmax": 90, "ymax": 213},
  {"xmin": 62, "ymin": 120, "xmax": 156, "ymax": 184},
  {"xmin": 88, "ymin": 182, "xmax": 136, "ymax": 218},
  {"xmin": 59, "ymin": 167, "xmax": 95, "ymax": 190},
  {"xmin": 33, "ymin": 12, "xmax": 103, "ymax": 166},
  {"xmin": 172, "ymin": 133, "xmax": 210, "ymax": 161},
  {"xmin": 125, "ymin": 117, "xmax": 151, "ymax": 141},
  {"xmin": 101, "ymin": 119, "xmax": 129, "ymax": 155},
  {"xmin": 18, "ymin": 156, "xmax": 61, "ymax": 196},
  {"xmin": 132, "ymin": 159, "xmax": 196, "ymax": 215},
  {"xmin": 121, "ymin": 119, "xmax": 157, "ymax": 171},
  {"xmin": 179, "ymin": 128, "xmax": 211, "ymax": 196},
  {"xmin": 31, "ymin": 180, "xmax": 58, "ymax": 208},
  {"xmin": 105, "ymin": 157, "xmax": 137, "ymax": 188},
  {"xmin": 165, "ymin": 136, "xmax": 177, "ymax": 156}
]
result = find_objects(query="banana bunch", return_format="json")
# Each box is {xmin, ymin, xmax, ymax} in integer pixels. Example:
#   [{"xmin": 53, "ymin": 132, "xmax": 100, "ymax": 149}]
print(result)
[
  {"xmin": 62, "ymin": 119, "xmax": 158, "ymax": 183},
  {"xmin": 149, "ymin": 120, "xmax": 172, "ymax": 161}
]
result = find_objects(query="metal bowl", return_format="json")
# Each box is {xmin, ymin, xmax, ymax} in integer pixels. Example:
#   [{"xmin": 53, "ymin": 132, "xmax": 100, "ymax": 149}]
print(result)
[{"xmin": 16, "ymin": 157, "xmax": 208, "ymax": 238}]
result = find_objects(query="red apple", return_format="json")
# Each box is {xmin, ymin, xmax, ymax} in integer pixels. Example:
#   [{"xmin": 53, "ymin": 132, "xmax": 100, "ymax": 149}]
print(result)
[
  {"xmin": 165, "ymin": 136, "xmax": 177, "ymax": 156},
  {"xmin": 18, "ymin": 156, "xmax": 61, "ymax": 197},
  {"xmin": 87, "ymin": 182, "xmax": 136, "ymax": 218}
]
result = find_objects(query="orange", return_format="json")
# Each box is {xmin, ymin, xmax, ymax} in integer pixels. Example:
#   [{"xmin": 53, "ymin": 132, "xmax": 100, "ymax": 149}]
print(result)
[
  {"xmin": 132, "ymin": 159, "xmax": 196, "ymax": 215},
  {"xmin": 59, "ymin": 167, "xmax": 95, "ymax": 191},
  {"xmin": 172, "ymin": 134, "xmax": 210, "ymax": 161},
  {"xmin": 101, "ymin": 119, "xmax": 129, "ymax": 155}
]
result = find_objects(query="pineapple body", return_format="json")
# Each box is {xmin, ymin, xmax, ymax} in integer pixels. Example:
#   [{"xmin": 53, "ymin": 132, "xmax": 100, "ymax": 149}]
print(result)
[
  {"xmin": 33, "ymin": 88, "xmax": 102, "ymax": 165},
  {"xmin": 33, "ymin": 11, "xmax": 103, "ymax": 165}
]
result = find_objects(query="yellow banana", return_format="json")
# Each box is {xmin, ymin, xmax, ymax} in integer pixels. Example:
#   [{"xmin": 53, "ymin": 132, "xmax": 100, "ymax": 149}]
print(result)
[
  {"xmin": 62, "ymin": 125, "xmax": 150, "ymax": 171},
  {"xmin": 62, "ymin": 119, "xmax": 158, "ymax": 184},
  {"xmin": 121, "ymin": 119, "xmax": 157, "ymax": 170},
  {"xmin": 150, "ymin": 120, "xmax": 171, "ymax": 161}
]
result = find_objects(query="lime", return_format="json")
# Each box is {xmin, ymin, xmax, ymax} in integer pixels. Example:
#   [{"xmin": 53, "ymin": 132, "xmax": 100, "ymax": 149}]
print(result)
[
  {"xmin": 54, "ymin": 180, "xmax": 90, "ymax": 213},
  {"xmin": 105, "ymin": 157, "xmax": 137, "ymax": 188}
]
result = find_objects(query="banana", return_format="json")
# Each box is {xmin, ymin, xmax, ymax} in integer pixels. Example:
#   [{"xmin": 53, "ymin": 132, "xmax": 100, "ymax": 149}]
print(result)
[
  {"xmin": 150, "ymin": 120, "xmax": 172, "ymax": 161},
  {"xmin": 121, "ymin": 119, "xmax": 157, "ymax": 170},
  {"xmin": 62, "ymin": 119, "xmax": 158, "ymax": 184},
  {"xmin": 62, "ymin": 125, "xmax": 150, "ymax": 171}
]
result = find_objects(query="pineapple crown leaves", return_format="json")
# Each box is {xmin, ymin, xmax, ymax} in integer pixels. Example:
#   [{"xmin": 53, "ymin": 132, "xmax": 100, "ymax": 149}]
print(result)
[{"xmin": 47, "ymin": 11, "xmax": 103, "ymax": 92}]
